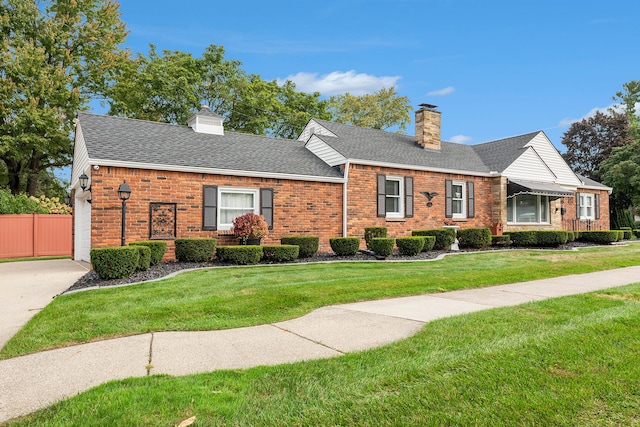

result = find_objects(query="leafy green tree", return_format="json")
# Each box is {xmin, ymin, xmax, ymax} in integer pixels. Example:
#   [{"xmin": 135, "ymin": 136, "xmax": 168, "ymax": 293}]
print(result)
[
  {"xmin": 600, "ymin": 138, "xmax": 640, "ymax": 210},
  {"xmin": 612, "ymin": 80, "xmax": 640, "ymax": 141},
  {"xmin": 0, "ymin": 0, "xmax": 128, "ymax": 195},
  {"xmin": 328, "ymin": 87, "xmax": 412, "ymax": 132},
  {"xmin": 561, "ymin": 111, "xmax": 631, "ymax": 180}
]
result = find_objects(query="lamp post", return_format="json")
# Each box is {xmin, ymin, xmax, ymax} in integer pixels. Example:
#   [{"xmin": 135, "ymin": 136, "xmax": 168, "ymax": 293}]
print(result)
[{"xmin": 118, "ymin": 180, "xmax": 131, "ymax": 246}]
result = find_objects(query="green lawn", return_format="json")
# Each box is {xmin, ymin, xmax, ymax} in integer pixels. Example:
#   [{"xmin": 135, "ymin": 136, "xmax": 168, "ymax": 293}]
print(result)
[
  {"xmin": 0, "ymin": 256, "xmax": 70, "ymax": 263},
  {"xmin": 2, "ymin": 244, "xmax": 640, "ymax": 359},
  {"xmin": 5, "ymin": 282, "xmax": 640, "ymax": 426}
]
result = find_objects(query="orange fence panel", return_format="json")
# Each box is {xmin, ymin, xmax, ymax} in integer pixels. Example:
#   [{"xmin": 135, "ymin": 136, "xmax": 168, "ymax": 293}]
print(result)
[{"xmin": 0, "ymin": 214, "xmax": 72, "ymax": 259}]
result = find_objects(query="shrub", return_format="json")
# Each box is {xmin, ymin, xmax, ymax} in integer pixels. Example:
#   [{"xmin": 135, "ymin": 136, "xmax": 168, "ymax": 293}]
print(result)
[
  {"xmin": 370, "ymin": 237, "xmax": 394, "ymax": 257},
  {"xmin": 509, "ymin": 231, "xmax": 538, "ymax": 246},
  {"xmin": 619, "ymin": 228, "xmax": 633, "ymax": 240},
  {"xmin": 280, "ymin": 236, "xmax": 319, "ymax": 258},
  {"xmin": 364, "ymin": 227, "xmax": 387, "ymax": 250},
  {"xmin": 634, "ymin": 229, "xmax": 640, "ymax": 238},
  {"xmin": 90, "ymin": 246, "xmax": 139, "ymax": 280},
  {"xmin": 492, "ymin": 235, "xmax": 511, "ymax": 246},
  {"xmin": 131, "ymin": 245, "xmax": 151, "ymax": 271},
  {"xmin": 329, "ymin": 237, "xmax": 360, "ymax": 256},
  {"xmin": 420, "ymin": 236, "xmax": 436, "ymax": 251},
  {"xmin": 216, "ymin": 246, "xmax": 263, "ymax": 265},
  {"xmin": 615, "ymin": 230, "xmax": 624, "ymax": 241},
  {"xmin": 262, "ymin": 245, "xmax": 299, "ymax": 262},
  {"xmin": 457, "ymin": 228, "xmax": 492, "ymax": 249},
  {"xmin": 412, "ymin": 229, "xmax": 456, "ymax": 250},
  {"xmin": 174, "ymin": 238, "xmax": 216, "ymax": 262},
  {"xmin": 396, "ymin": 237, "xmax": 425, "ymax": 256},
  {"xmin": 566, "ymin": 231, "xmax": 575, "ymax": 243},
  {"xmin": 232, "ymin": 212, "xmax": 268, "ymax": 244},
  {"xmin": 129, "ymin": 241, "xmax": 167, "ymax": 266},
  {"xmin": 0, "ymin": 190, "xmax": 48, "ymax": 214},
  {"xmin": 579, "ymin": 231, "xmax": 619, "ymax": 244},
  {"xmin": 536, "ymin": 231, "xmax": 568, "ymax": 246}
]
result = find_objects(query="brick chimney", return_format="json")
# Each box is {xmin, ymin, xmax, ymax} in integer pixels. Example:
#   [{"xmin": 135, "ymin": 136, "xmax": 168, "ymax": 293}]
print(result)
[{"xmin": 414, "ymin": 104, "xmax": 441, "ymax": 150}]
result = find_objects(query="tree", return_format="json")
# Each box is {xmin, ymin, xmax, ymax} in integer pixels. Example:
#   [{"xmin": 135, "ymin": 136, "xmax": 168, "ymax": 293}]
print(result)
[
  {"xmin": 560, "ymin": 111, "xmax": 632, "ymax": 181},
  {"xmin": 600, "ymin": 138, "xmax": 640, "ymax": 210},
  {"xmin": 328, "ymin": 87, "xmax": 412, "ymax": 132},
  {"xmin": 612, "ymin": 80, "xmax": 640, "ymax": 141},
  {"xmin": 0, "ymin": 0, "xmax": 128, "ymax": 195}
]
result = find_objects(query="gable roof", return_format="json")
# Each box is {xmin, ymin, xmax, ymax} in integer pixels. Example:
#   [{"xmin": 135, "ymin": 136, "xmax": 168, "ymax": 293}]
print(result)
[
  {"xmin": 471, "ymin": 131, "xmax": 540, "ymax": 172},
  {"xmin": 75, "ymin": 113, "xmax": 344, "ymax": 182}
]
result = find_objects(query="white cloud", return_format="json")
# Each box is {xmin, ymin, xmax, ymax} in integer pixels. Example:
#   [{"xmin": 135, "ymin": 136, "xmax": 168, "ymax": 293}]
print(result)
[
  {"xmin": 278, "ymin": 70, "xmax": 401, "ymax": 96},
  {"xmin": 558, "ymin": 105, "xmax": 616, "ymax": 128},
  {"xmin": 427, "ymin": 86, "xmax": 455, "ymax": 96},
  {"xmin": 449, "ymin": 134, "xmax": 473, "ymax": 144}
]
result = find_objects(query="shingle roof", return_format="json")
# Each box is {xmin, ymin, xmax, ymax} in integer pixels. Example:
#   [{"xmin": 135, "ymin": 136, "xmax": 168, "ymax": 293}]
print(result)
[
  {"xmin": 78, "ymin": 113, "xmax": 343, "ymax": 179},
  {"xmin": 471, "ymin": 131, "xmax": 540, "ymax": 172},
  {"xmin": 576, "ymin": 174, "xmax": 611, "ymax": 190},
  {"xmin": 311, "ymin": 119, "xmax": 491, "ymax": 174}
]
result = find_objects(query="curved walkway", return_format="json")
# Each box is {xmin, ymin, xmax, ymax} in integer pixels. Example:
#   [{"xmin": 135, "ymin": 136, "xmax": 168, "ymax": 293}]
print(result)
[{"xmin": 1, "ymin": 264, "xmax": 640, "ymax": 422}]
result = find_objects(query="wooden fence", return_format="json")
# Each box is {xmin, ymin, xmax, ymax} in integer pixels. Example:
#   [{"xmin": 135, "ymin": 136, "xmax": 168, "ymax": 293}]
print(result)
[{"xmin": 0, "ymin": 214, "xmax": 72, "ymax": 258}]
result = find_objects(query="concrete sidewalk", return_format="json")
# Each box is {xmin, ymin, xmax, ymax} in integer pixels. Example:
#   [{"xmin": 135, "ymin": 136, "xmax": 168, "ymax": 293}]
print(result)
[{"xmin": 1, "ymin": 266, "xmax": 639, "ymax": 422}]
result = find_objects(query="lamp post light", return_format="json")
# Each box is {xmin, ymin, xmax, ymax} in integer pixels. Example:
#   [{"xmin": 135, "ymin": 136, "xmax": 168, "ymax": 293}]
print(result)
[
  {"xmin": 118, "ymin": 180, "xmax": 131, "ymax": 246},
  {"xmin": 79, "ymin": 173, "xmax": 89, "ymax": 192}
]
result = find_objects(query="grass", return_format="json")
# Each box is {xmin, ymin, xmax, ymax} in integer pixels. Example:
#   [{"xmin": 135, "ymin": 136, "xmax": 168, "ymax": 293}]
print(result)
[
  {"xmin": 4, "ymin": 282, "xmax": 640, "ymax": 426},
  {"xmin": 2, "ymin": 244, "xmax": 640, "ymax": 360},
  {"xmin": 0, "ymin": 256, "xmax": 70, "ymax": 263}
]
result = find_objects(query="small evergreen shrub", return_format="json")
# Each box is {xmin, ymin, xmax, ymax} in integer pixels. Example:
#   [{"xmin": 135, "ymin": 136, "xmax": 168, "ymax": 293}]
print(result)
[
  {"xmin": 280, "ymin": 236, "xmax": 319, "ymax": 258},
  {"xmin": 412, "ymin": 229, "xmax": 456, "ymax": 250},
  {"xmin": 492, "ymin": 235, "xmax": 511, "ymax": 246},
  {"xmin": 536, "ymin": 231, "xmax": 568, "ymax": 246},
  {"xmin": 329, "ymin": 237, "xmax": 360, "ymax": 256},
  {"xmin": 90, "ymin": 246, "xmax": 139, "ymax": 280},
  {"xmin": 396, "ymin": 237, "xmax": 425, "ymax": 256},
  {"xmin": 364, "ymin": 227, "xmax": 388, "ymax": 250},
  {"xmin": 130, "ymin": 245, "xmax": 151, "ymax": 271},
  {"xmin": 620, "ymin": 227, "xmax": 633, "ymax": 240},
  {"xmin": 370, "ymin": 237, "xmax": 394, "ymax": 257},
  {"xmin": 216, "ymin": 245, "xmax": 263, "ymax": 265},
  {"xmin": 579, "ymin": 231, "xmax": 619, "ymax": 244},
  {"xmin": 566, "ymin": 231, "xmax": 575, "ymax": 243},
  {"xmin": 457, "ymin": 228, "xmax": 492, "ymax": 249},
  {"xmin": 174, "ymin": 238, "xmax": 217, "ymax": 262},
  {"xmin": 421, "ymin": 236, "xmax": 436, "ymax": 251},
  {"xmin": 129, "ymin": 240, "xmax": 167, "ymax": 266},
  {"xmin": 509, "ymin": 231, "xmax": 538, "ymax": 246},
  {"xmin": 262, "ymin": 245, "xmax": 299, "ymax": 262}
]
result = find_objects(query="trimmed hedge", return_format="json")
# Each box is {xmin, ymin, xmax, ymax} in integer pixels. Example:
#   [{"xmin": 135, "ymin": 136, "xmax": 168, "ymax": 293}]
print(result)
[
  {"xmin": 420, "ymin": 235, "xmax": 436, "ymax": 252},
  {"xmin": 174, "ymin": 238, "xmax": 217, "ymax": 262},
  {"xmin": 509, "ymin": 231, "xmax": 538, "ymax": 246},
  {"xmin": 509, "ymin": 230, "xmax": 568, "ymax": 247},
  {"xmin": 329, "ymin": 237, "xmax": 360, "ymax": 256},
  {"xmin": 578, "ymin": 230, "xmax": 619, "ymax": 244},
  {"xmin": 216, "ymin": 246, "xmax": 263, "ymax": 265},
  {"xmin": 90, "ymin": 246, "xmax": 139, "ymax": 280},
  {"xmin": 364, "ymin": 227, "xmax": 388, "ymax": 250},
  {"xmin": 457, "ymin": 228, "xmax": 492, "ymax": 249},
  {"xmin": 370, "ymin": 237, "xmax": 395, "ymax": 257},
  {"xmin": 280, "ymin": 236, "xmax": 319, "ymax": 258},
  {"xmin": 396, "ymin": 236, "xmax": 425, "ymax": 256},
  {"xmin": 566, "ymin": 231, "xmax": 575, "ymax": 243},
  {"xmin": 618, "ymin": 228, "xmax": 633, "ymax": 240},
  {"xmin": 262, "ymin": 245, "xmax": 299, "ymax": 262},
  {"xmin": 492, "ymin": 235, "xmax": 511, "ymax": 246},
  {"xmin": 132, "ymin": 245, "xmax": 151, "ymax": 271},
  {"xmin": 412, "ymin": 229, "xmax": 456, "ymax": 250},
  {"xmin": 129, "ymin": 240, "xmax": 167, "ymax": 266}
]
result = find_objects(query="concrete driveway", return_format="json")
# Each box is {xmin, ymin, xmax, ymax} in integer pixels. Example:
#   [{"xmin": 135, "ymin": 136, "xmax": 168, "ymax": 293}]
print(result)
[{"xmin": 0, "ymin": 259, "xmax": 89, "ymax": 349}]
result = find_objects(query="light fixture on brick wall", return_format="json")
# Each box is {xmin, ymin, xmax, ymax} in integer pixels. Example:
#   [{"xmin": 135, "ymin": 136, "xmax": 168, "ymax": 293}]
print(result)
[
  {"xmin": 79, "ymin": 173, "xmax": 90, "ymax": 192},
  {"xmin": 118, "ymin": 180, "xmax": 132, "ymax": 246}
]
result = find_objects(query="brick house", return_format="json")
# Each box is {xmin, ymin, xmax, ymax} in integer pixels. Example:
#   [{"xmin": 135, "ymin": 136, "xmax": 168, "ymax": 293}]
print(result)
[{"xmin": 71, "ymin": 105, "xmax": 611, "ymax": 262}]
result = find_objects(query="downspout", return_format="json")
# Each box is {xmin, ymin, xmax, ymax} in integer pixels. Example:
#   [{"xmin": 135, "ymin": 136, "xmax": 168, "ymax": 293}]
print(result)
[{"xmin": 342, "ymin": 161, "xmax": 350, "ymax": 237}]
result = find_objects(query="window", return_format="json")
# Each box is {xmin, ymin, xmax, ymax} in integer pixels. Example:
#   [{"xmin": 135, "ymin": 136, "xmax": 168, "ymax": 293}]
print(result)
[
  {"xmin": 203, "ymin": 186, "xmax": 274, "ymax": 231},
  {"xmin": 385, "ymin": 177, "xmax": 403, "ymax": 218},
  {"xmin": 579, "ymin": 194, "xmax": 594, "ymax": 219},
  {"xmin": 445, "ymin": 180, "xmax": 474, "ymax": 219},
  {"xmin": 507, "ymin": 195, "xmax": 550, "ymax": 224},
  {"xmin": 451, "ymin": 182, "xmax": 465, "ymax": 218},
  {"xmin": 377, "ymin": 174, "xmax": 413, "ymax": 218},
  {"xmin": 219, "ymin": 188, "xmax": 258, "ymax": 230}
]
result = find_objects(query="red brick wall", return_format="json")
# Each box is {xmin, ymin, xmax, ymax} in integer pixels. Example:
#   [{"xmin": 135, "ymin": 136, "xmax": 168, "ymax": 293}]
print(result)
[
  {"xmin": 89, "ymin": 167, "xmax": 343, "ymax": 260},
  {"xmin": 346, "ymin": 164, "xmax": 494, "ymax": 244},
  {"xmin": 561, "ymin": 189, "xmax": 611, "ymax": 231}
]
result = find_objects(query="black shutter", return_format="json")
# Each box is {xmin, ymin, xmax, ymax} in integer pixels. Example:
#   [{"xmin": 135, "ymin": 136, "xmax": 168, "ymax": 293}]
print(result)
[
  {"xmin": 595, "ymin": 193, "xmax": 600, "ymax": 220},
  {"xmin": 445, "ymin": 180, "xmax": 453, "ymax": 218},
  {"xmin": 261, "ymin": 188, "xmax": 274, "ymax": 229},
  {"xmin": 405, "ymin": 176, "xmax": 414, "ymax": 218},
  {"xmin": 467, "ymin": 181, "xmax": 475, "ymax": 218},
  {"xmin": 576, "ymin": 192, "xmax": 581, "ymax": 219},
  {"xmin": 203, "ymin": 185, "xmax": 217, "ymax": 230},
  {"xmin": 377, "ymin": 174, "xmax": 386, "ymax": 217}
]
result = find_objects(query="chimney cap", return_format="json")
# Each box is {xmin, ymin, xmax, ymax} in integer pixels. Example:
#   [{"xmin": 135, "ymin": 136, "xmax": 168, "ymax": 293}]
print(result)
[{"xmin": 419, "ymin": 103, "xmax": 438, "ymax": 110}]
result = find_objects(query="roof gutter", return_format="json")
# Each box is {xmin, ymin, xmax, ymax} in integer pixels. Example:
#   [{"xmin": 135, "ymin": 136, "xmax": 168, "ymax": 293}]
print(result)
[{"xmin": 347, "ymin": 159, "xmax": 499, "ymax": 177}]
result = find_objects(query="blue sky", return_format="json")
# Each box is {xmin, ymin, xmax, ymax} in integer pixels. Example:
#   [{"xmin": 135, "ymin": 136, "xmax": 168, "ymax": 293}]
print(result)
[{"xmin": 111, "ymin": 0, "xmax": 639, "ymax": 150}]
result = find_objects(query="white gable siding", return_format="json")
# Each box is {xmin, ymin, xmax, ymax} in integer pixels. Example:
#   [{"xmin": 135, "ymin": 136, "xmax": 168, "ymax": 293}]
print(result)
[
  {"xmin": 305, "ymin": 135, "xmax": 347, "ymax": 167},
  {"xmin": 503, "ymin": 147, "xmax": 557, "ymax": 182},
  {"xmin": 71, "ymin": 123, "xmax": 90, "ymax": 186},
  {"xmin": 525, "ymin": 132, "xmax": 582, "ymax": 186},
  {"xmin": 298, "ymin": 119, "xmax": 337, "ymax": 141}
]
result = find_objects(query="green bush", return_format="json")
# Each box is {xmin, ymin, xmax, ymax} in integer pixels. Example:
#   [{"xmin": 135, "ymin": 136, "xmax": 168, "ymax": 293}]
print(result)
[
  {"xmin": 0, "ymin": 189, "xmax": 48, "ymax": 214},
  {"xmin": 90, "ymin": 246, "xmax": 139, "ymax": 280},
  {"xmin": 566, "ymin": 231, "xmax": 575, "ymax": 243},
  {"xmin": 457, "ymin": 228, "xmax": 492, "ymax": 249},
  {"xmin": 420, "ymin": 236, "xmax": 436, "ymax": 251},
  {"xmin": 396, "ymin": 236, "xmax": 425, "ymax": 256},
  {"xmin": 370, "ymin": 237, "xmax": 394, "ymax": 257},
  {"xmin": 364, "ymin": 227, "xmax": 387, "ymax": 250},
  {"xmin": 216, "ymin": 246, "xmax": 263, "ymax": 265},
  {"xmin": 509, "ymin": 231, "xmax": 538, "ymax": 246},
  {"xmin": 412, "ymin": 229, "xmax": 456, "ymax": 250},
  {"xmin": 634, "ymin": 229, "xmax": 640, "ymax": 238},
  {"xmin": 579, "ymin": 231, "xmax": 620, "ymax": 244},
  {"xmin": 131, "ymin": 245, "xmax": 151, "ymax": 271},
  {"xmin": 174, "ymin": 238, "xmax": 217, "ymax": 262},
  {"xmin": 129, "ymin": 241, "xmax": 167, "ymax": 266},
  {"xmin": 262, "ymin": 245, "xmax": 299, "ymax": 262},
  {"xmin": 619, "ymin": 228, "xmax": 633, "ymax": 240},
  {"xmin": 280, "ymin": 236, "xmax": 319, "ymax": 258},
  {"xmin": 492, "ymin": 235, "xmax": 511, "ymax": 246},
  {"xmin": 329, "ymin": 237, "xmax": 360, "ymax": 256},
  {"xmin": 536, "ymin": 231, "xmax": 569, "ymax": 246}
]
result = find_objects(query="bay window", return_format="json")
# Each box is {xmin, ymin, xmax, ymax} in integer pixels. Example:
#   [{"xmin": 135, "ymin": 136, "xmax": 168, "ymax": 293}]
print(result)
[{"xmin": 507, "ymin": 195, "xmax": 549, "ymax": 224}]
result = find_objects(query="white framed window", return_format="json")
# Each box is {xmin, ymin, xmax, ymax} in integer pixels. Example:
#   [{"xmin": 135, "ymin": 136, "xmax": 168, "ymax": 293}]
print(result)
[
  {"xmin": 451, "ymin": 181, "xmax": 466, "ymax": 219},
  {"xmin": 385, "ymin": 176, "xmax": 404, "ymax": 218},
  {"xmin": 218, "ymin": 187, "xmax": 259, "ymax": 230},
  {"xmin": 579, "ymin": 194, "xmax": 594, "ymax": 220},
  {"xmin": 507, "ymin": 195, "xmax": 550, "ymax": 224}
]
